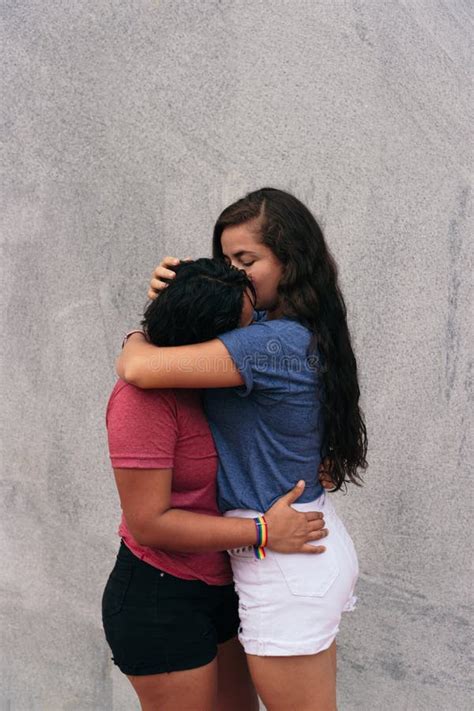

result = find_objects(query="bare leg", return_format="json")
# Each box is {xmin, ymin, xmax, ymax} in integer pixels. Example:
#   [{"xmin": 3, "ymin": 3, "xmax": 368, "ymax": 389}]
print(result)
[
  {"xmin": 127, "ymin": 659, "xmax": 217, "ymax": 711},
  {"xmin": 216, "ymin": 636, "xmax": 259, "ymax": 711},
  {"xmin": 246, "ymin": 640, "xmax": 337, "ymax": 711},
  {"xmin": 329, "ymin": 639, "xmax": 337, "ymax": 681}
]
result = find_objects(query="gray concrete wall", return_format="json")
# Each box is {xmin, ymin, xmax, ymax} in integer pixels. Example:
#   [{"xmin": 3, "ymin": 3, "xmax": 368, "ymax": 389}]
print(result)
[{"xmin": 1, "ymin": 1, "xmax": 471, "ymax": 709}]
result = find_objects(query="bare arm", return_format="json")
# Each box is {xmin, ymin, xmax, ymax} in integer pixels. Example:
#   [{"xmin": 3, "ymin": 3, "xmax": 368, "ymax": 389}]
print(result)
[
  {"xmin": 114, "ymin": 467, "xmax": 327, "ymax": 554},
  {"xmin": 116, "ymin": 332, "xmax": 244, "ymax": 389}
]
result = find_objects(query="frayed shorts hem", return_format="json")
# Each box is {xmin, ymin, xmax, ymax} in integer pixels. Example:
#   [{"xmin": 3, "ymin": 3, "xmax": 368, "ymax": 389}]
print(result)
[{"xmin": 240, "ymin": 632, "xmax": 337, "ymax": 657}]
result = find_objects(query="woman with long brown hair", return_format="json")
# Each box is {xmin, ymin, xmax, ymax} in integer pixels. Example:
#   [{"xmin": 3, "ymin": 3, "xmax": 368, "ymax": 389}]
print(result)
[{"xmin": 119, "ymin": 187, "xmax": 368, "ymax": 710}]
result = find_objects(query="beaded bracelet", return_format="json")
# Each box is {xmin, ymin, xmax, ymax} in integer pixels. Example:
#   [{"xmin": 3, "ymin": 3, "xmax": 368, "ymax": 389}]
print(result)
[
  {"xmin": 253, "ymin": 515, "xmax": 268, "ymax": 560},
  {"xmin": 121, "ymin": 329, "xmax": 146, "ymax": 349}
]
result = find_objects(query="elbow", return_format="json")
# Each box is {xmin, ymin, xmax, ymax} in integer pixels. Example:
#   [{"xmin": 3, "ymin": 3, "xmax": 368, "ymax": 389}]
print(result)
[
  {"xmin": 116, "ymin": 356, "xmax": 142, "ymax": 387},
  {"xmin": 132, "ymin": 530, "xmax": 154, "ymax": 547},
  {"xmin": 130, "ymin": 528, "xmax": 146, "ymax": 546},
  {"xmin": 128, "ymin": 522, "xmax": 160, "ymax": 548},
  {"xmin": 116, "ymin": 355, "xmax": 160, "ymax": 389},
  {"xmin": 126, "ymin": 509, "xmax": 170, "ymax": 547}
]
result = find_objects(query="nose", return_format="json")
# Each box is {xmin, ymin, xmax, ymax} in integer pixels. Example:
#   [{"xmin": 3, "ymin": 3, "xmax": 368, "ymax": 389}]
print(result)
[{"xmin": 232, "ymin": 262, "xmax": 250, "ymax": 277}]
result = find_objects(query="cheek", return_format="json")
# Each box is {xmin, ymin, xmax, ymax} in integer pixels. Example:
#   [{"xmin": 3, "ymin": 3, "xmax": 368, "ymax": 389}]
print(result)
[
  {"xmin": 245, "ymin": 268, "xmax": 263, "ymax": 294},
  {"xmin": 259, "ymin": 263, "xmax": 281, "ymax": 292},
  {"xmin": 244, "ymin": 261, "xmax": 282, "ymax": 299}
]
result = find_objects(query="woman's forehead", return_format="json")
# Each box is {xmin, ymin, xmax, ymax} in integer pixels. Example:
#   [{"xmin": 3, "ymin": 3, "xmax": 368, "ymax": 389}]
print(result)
[
  {"xmin": 221, "ymin": 227, "xmax": 265, "ymax": 257},
  {"xmin": 221, "ymin": 226, "xmax": 263, "ymax": 257}
]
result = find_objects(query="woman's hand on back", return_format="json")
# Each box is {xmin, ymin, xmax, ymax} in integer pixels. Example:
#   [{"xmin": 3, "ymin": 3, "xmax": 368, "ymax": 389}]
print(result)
[
  {"xmin": 318, "ymin": 457, "xmax": 335, "ymax": 490},
  {"xmin": 147, "ymin": 256, "xmax": 193, "ymax": 300},
  {"xmin": 264, "ymin": 481, "xmax": 328, "ymax": 554}
]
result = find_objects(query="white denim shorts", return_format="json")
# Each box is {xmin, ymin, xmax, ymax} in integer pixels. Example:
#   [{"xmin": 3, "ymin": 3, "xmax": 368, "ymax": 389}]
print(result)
[{"xmin": 225, "ymin": 492, "xmax": 359, "ymax": 656}]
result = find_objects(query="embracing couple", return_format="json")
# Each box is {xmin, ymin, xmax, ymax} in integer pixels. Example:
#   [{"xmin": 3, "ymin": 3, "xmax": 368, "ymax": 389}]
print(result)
[{"xmin": 101, "ymin": 187, "xmax": 367, "ymax": 711}]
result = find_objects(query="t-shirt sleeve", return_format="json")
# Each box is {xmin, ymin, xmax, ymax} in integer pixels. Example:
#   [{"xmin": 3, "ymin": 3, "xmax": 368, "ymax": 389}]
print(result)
[
  {"xmin": 106, "ymin": 382, "xmax": 178, "ymax": 469},
  {"xmin": 217, "ymin": 323, "xmax": 290, "ymax": 397}
]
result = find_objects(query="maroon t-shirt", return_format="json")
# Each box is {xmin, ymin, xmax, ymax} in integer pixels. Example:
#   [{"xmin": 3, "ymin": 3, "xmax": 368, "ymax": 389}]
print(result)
[{"xmin": 106, "ymin": 380, "xmax": 232, "ymax": 585}]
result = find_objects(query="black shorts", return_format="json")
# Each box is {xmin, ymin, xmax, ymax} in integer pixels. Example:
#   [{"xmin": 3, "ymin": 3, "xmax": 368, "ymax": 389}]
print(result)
[{"xmin": 101, "ymin": 541, "xmax": 240, "ymax": 676}]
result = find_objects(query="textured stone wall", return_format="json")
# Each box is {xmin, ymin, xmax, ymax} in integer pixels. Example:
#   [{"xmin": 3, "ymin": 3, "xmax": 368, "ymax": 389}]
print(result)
[{"xmin": 1, "ymin": 1, "xmax": 471, "ymax": 709}]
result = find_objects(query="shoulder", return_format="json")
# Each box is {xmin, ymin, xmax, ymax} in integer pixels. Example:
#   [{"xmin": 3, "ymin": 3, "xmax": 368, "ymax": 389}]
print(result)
[
  {"xmin": 218, "ymin": 318, "xmax": 311, "ymax": 355},
  {"xmin": 234, "ymin": 318, "xmax": 310, "ymax": 343},
  {"xmin": 172, "ymin": 389, "xmax": 204, "ymax": 416},
  {"xmin": 254, "ymin": 318, "xmax": 309, "ymax": 335},
  {"xmin": 106, "ymin": 380, "xmax": 177, "ymax": 417},
  {"xmin": 265, "ymin": 319, "xmax": 313, "ymax": 349}
]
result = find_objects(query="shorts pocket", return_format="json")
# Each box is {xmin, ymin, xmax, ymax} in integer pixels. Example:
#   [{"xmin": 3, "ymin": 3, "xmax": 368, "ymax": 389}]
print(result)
[
  {"xmin": 272, "ymin": 545, "xmax": 340, "ymax": 597},
  {"xmin": 102, "ymin": 563, "xmax": 134, "ymax": 618}
]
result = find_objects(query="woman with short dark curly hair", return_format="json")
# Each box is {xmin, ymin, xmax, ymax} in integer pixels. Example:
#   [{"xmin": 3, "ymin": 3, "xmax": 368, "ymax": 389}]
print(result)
[{"xmin": 103, "ymin": 256, "xmax": 329, "ymax": 711}]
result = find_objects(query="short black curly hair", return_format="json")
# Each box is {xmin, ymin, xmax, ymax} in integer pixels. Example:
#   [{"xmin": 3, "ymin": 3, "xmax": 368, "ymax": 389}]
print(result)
[{"xmin": 140, "ymin": 258, "xmax": 256, "ymax": 347}]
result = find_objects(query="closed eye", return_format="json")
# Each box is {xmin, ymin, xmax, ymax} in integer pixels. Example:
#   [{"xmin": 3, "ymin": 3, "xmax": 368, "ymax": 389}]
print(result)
[{"xmin": 241, "ymin": 261, "xmax": 255, "ymax": 267}]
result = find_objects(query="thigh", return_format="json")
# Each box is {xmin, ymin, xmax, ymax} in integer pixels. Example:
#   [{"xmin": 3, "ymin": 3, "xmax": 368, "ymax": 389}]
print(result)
[
  {"xmin": 127, "ymin": 658, "xmax": 217, "ymax": 711},
  {"xmin": 246, "ymin": 641, "xmax": 337, "ymax": 711},
  {"xmin": 216, "ymin": 636, "xmax": 259, "ymax": 711}
]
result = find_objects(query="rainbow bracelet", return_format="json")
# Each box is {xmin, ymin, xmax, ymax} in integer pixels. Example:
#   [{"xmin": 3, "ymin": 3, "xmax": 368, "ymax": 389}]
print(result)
[{"xmin": 253, "ymin": 515, "xmax": 268, "ymax": 560}]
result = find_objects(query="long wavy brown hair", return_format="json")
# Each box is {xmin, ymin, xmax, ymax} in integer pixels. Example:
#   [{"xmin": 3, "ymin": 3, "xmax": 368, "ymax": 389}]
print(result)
[{"xmin": 212, "ymin": 187, "xmax": 368, "ymax": 490}]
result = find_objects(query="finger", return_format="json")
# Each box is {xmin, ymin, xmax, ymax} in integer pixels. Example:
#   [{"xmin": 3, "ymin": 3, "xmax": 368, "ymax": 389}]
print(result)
[
  {"xmin": 147, "ymin": 283, "xmax": 168, "ymax": 300},
  {"xmin": 304, "ymin": 511, "xmax": 324, "ymax": 521},
  {"xmin": 150, "ymin": 277, "xmax": 171, "ymax": 291},
  {"xmin": 161, "ymin": 256, "xmax": 180, "ymax": 268},
  {"xmin": 181, "ymin": 256, "xmax": 193, "ymax": 262},
  {"xmin": 300, "ymin": 544, "xmax": 326, "ymax": 554},
  {"xmin": 319, "ymin": 471, "xmax": 333, "ymax": 481},
  {"xmin": 309, "ymin": 519, "xmax": 326, "ymax": 531},
  {"xmin": 154, "ymin": 267, "xmax": 177, "ymax": 281},
  {"xmin": 282, "ymin": 480, "xmax": 306, "ymax": 505},
  {"xmin": 309, "ymin": 528, "xmax": 329, "ymax": 540},
  {"xmin": 319, "ymin": 471, "xmax": 332, "ymax": 481}
]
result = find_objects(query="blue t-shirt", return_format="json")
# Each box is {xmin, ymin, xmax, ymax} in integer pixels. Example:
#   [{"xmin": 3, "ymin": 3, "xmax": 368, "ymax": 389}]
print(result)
[{"xmin": 203, "ymin": 316, "xmax": 325, "ymax": 512}]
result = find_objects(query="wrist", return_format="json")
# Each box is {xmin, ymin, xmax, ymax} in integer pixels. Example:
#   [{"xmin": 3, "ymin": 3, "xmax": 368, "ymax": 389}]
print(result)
[
  {"xmin": 121, "ymin": 329, "xmax": 146, "ymax": 349},
  {"xmin": 253, "ymin": 515, "xmax": 268, "ymax": 560}
]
